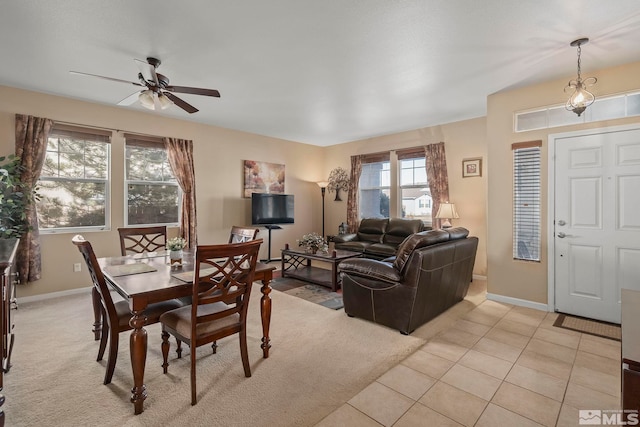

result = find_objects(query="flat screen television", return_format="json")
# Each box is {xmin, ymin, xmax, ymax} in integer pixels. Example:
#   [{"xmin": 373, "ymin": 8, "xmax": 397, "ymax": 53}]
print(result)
[{"xmin": 251, "ymin": 193, "xmax": 294, "ymax": 225}]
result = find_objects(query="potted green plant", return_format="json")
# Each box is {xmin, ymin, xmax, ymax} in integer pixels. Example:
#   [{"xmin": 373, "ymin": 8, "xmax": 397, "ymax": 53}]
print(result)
[{"xmin": 0, "ymin": 154, "xmax": 32, "ymax": 239}]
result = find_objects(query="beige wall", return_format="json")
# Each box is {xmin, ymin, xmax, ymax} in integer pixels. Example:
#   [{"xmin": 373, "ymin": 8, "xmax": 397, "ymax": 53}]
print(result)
[
  {"xmin": 0, "ymin": 86, "xmax": 325, "ymax": 298},
  {"xmin": 323, "ymin": 118, "xmax": 488, "ymax": 277},
  {"xmin": 486, "ymin": 61, "xmax": 640, "ymax": 304}
]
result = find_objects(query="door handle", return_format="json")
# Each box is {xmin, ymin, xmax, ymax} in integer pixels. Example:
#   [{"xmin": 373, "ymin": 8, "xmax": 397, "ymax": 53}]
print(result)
[{"xmin": 557, "ymin": 232, "xmax": 573, "ymax": 238}]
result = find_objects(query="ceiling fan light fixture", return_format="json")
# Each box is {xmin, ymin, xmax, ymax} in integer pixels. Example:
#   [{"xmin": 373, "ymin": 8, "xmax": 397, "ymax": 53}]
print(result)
[
  {"xmin": 139, "ymin": 89, "xmax": 155, "ymax": 110},
  {"xmin": 564, "ymin": 37, "xmax": 597, "ymax": 117},
  {"xmin": 158, "ymin": 93, "xmax": 173, "ymax": 110}
]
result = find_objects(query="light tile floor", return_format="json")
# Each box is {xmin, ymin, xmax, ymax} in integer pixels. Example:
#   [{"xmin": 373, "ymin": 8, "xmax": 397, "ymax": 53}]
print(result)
[{"xmin": 315, "ymin": 280, "xmax": 621, "ymax": 427}]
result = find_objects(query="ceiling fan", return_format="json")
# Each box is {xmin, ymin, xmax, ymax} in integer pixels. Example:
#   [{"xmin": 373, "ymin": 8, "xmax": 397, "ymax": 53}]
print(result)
[{"xmin": 70, "ymin": 57, "xmax": 220, "ymax": 114}]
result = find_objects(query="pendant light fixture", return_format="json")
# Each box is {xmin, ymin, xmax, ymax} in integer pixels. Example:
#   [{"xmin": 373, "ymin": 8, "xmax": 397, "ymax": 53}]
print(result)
[{"xmin": 565, "ymin": 37, "xmax": 597, "ymax": 117}]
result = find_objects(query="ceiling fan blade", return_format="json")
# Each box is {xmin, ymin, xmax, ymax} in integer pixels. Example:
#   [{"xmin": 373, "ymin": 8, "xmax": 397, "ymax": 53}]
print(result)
[
  {"xmin": 165, "ymin": 85, "xmax": 220, "ymax": 97},
  {"xmin": 134, "ymin": 58, "xmax": 158, "ymax": 85},
  {"xmin": 117, "ymin": 91, "xmax": 141, "ymax": 106},
  {"xmin": 164, "ymin": 92, "xmax": 198, "ymax": 114},
  {"xmin": 70, "ymin": 71, "xmax": 144, "ymax": 87}
]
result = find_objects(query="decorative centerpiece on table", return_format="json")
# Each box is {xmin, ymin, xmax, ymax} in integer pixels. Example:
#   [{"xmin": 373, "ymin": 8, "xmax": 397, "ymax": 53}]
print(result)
[
  {"xmin": 166, "ymin": 237, "xmax": 187, "ymax": 266},
  {"xmin": 327, "ymin": 167, "xmax": 350, "ymax": 201},
  {"xmin": 297, "ymin": 232, "xmax": 328, "ymax": 254}
]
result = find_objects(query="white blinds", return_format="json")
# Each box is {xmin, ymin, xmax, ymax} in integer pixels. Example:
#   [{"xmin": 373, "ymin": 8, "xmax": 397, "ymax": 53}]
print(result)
[{"xmin": 513, "ymin": 141, "xmax": 542, "ymax": 261}]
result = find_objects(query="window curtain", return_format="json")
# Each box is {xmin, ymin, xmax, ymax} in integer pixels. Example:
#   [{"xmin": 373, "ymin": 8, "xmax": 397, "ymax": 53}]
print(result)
[
  {"xmin": 14, "ymin": 114, "xmax": 53, "ymax": 283},
  {"xmin": 424, "ymin": 142, "xmax": 450, "ymax": 230},
  {"xmin": 164, "ymin": 138, "xmax": 197, "ymax": 248},
  {"xmin": 346, "ymin": 155, "xmax": 362, "ymax": 233}
]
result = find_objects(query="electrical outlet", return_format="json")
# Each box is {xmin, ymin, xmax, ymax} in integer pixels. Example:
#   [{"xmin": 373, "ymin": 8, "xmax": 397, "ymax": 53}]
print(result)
[{"xmin": 73, "ymin": 263, "xmax": 81, "ymax": 272}]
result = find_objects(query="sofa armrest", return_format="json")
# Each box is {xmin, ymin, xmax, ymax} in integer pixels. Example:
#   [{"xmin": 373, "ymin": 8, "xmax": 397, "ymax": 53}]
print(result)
[
  {"xmin": 333, "ymin": 233, "xmax": 357, "ymax": 243},
  {"xmin": 339, "ymin": 258, "xmax": 402, "ymax": 285}
]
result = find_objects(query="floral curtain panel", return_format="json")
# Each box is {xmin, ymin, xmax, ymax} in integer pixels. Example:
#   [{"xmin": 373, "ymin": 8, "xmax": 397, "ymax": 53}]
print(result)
[
  {"xmin": 164, "ymin": 138, "xmax": 197, "ymax": 248},
  {"xmin": 14, "ymin": 114, "xmax": 53, "ymax": 283},
  {"xmin": 424, "ymin": 142, "xmax": 450, "ymax": 230},
  {"xmin": 346, "ymin": 155, "xmax": 363, "ymax": 233}
]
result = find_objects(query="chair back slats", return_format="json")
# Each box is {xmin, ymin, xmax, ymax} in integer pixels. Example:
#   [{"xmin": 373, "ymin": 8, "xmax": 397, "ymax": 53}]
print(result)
[
  {"xmin": 118, "ymin": 226, "xmax": 167, "ymax": 255},
  {"xmin": 191, "ymin": 239, "xmax": 262, "ymax": 335},
  {"xmin": 228, "ymin": 226, "xmax": 259, "ymax": 244}
]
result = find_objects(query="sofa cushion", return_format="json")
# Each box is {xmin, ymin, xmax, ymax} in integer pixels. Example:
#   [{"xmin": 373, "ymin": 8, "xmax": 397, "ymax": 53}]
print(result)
[
  {"xmin": 335, "ymin": 241, "xmax": 374, "ymax": 253},
  {"xmin": 339, "ymin": 258, "xmax": 402, "ymax": 284},
  {"xmin": 364, "ymin": 243, "xmax": 398, "ymax": 259},
  {"xmin": 356, "ymin": 218, "xmax": 388, "ymax": 243},
  {"xmin": 382, "ymin": 218, "xmax": 424, "ymax": 246},
  {"xmin": 393, "ymin": 230, "xmax": 451, "ymax": 273},
  {"xmin": 446, "ymin": 227, "xmax": 469, "ymax": 240}
]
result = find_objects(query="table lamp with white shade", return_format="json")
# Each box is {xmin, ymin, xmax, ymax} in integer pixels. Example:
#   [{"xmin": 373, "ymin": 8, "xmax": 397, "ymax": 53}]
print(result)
[{"xmin": 435, "ymin": 203, "xmax": 459, "ymax": 228}]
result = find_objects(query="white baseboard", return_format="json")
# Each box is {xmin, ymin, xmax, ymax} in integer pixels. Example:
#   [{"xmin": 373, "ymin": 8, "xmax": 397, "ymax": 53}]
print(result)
[
  {"xmin": 18, "ymin": 286, "xmax": 92, "ymax": 304},
  {"xmin": 472, "ymin": 274, "xmax": 487, "ymax": 281},
  {"xmin": 486, "ymin": 293, "xmax": 550, "ymax": 312}
]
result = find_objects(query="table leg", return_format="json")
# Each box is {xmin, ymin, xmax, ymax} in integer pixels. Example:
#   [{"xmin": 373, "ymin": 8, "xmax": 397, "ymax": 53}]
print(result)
[
  {"xmin": 331, "ymin": 262, "xmax": 338, "ymax": 292},
  {"xmin": 91, "ymin": 287, "xmax": 102, "ymax": 341},
  {"xmin": 129, "ymin": 311, "xmax": 148, "ymax": 414},
  {"xmin": 259, "ymin": 273, "xmax": 273, "ymax": 358}
]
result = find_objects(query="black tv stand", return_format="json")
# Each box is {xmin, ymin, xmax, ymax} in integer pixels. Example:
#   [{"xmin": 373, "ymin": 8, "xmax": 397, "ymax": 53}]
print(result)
[{"xmin": 261, "ymin": 225, "xmax": 282, "ymax": 263}]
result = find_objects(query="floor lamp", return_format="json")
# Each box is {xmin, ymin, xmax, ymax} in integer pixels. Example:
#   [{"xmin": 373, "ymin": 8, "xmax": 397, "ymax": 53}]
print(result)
[{"xmin": 317, "ymin": 181, "xmax": 329, "ymax": 238}]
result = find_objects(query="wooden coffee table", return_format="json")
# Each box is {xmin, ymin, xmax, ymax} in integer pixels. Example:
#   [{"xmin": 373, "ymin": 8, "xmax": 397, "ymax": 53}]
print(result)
[{"xmin": 280, "ymin": 244, "xmax": 362, "ymax": 291}]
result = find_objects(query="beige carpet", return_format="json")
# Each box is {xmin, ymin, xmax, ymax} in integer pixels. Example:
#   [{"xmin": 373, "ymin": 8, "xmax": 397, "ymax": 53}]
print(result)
[{"xmin": 5, "ymin": 284, "xmax": 424, "ymax": 426}]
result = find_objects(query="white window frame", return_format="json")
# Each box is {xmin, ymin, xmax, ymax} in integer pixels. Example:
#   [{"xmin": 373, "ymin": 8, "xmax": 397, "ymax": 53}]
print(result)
[
  {"xmin": 358, "ymin": 159, "xmax": 391, "ymax": 219},
  {"xmin": 398, "ymin": 155, "xmax": 431, "ymax": 224},
  {"xmin": 124, "ymin": 136, "xmax": 180, "ymax": 227},
  {"xmin": 37, "ymin": 126, "xmax": 111, "ymax": 234},
  {"xmin": 513, "ymin": 141, "xmax": 542, "ymax": 262}
]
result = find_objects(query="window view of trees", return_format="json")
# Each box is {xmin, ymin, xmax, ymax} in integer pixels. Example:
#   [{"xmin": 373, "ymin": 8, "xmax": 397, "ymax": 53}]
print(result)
[
  {"xmin": 125, "ymin": 143, "xmax": 179, "ymax": 226},
  {"xmin": 37, "ymin": 133, "xmax": 109, "ymax": 229}
]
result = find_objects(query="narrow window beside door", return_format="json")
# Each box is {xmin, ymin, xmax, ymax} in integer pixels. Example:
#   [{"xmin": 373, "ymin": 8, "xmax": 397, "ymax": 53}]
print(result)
[{"xmin": 513, "ymin": 141, "xmax": 542, "ymax": 261}]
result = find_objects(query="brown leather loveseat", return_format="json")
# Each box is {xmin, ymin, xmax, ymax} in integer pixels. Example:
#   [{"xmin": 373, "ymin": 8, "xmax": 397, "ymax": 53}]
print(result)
[
  {"xmin": 339, "ymin": 227, "xmax": 478, "ymax": 334},
  {"xmin": 333, "ymin": 217, "xmax": 425, "ymax": 260}
]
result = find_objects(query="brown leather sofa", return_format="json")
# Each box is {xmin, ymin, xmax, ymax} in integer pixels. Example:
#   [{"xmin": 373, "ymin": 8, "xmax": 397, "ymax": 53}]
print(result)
[
  {"xmin": 339, "ymin": 227, "xmax": 478, "ymax": 334},
  {"xmin": 333, "ymin": 217, "xmax": 425, "ymax": 259}
]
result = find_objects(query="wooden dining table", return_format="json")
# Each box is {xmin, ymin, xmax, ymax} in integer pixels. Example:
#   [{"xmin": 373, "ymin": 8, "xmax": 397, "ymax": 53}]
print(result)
[{"xmin": 95, "ymin": 249, "xmax": 275, "ymax": 415}]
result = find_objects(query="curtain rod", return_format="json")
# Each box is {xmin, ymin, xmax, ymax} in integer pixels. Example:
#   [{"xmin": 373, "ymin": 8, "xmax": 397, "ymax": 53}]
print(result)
[{"xmin": 53, "ymin": 120, "xmax": 164, "ymax": 139}]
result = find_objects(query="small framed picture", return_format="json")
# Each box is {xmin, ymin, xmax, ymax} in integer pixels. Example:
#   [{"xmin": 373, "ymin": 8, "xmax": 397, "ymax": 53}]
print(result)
[{"xmin": 462, "ymin": 158, "xmax": 482, "ymax": 178}]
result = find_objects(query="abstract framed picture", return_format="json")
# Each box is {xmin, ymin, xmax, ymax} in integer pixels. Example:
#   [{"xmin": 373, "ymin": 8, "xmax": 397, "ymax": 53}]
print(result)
[
  {"xmin": 243, "ymin": 160, "xmax": 285, "ymax": 197},
  {"xmin": 462, "ymin": 157, "xmax": 482, "ymax": 178}
]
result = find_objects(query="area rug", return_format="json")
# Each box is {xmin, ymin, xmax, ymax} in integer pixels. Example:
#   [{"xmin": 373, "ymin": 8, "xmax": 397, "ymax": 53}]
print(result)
[
  {"xmin": 5, "ymin": 284, "xmax": 424, "ymax": 426},
  {"xmin": 553, "ymin": 313, "xmax": 621, "ymax": 341},
  {"xmin": 270, "ymin": 277, "xmax": 344, "ymax": 310}
]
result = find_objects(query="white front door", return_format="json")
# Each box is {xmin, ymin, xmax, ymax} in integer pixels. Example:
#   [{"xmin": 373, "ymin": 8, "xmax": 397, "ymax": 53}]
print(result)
[{"xmin": 553, "ymin": 126, "xmax": 640, "ymax": 323}]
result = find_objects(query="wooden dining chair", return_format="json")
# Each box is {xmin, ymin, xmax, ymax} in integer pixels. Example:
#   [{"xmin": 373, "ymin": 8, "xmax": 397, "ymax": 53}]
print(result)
[
  {"xmin": 159, "ymin": 239, "xmax": 263, "ymax": 405},
  {"xmin": 228, "ymin": 226, "xmax": 259, "ymax": 243},
  {"xmin": 72, "ymin": 235, "xmax": 184, "ymax": 385},
  {"xmin": 117, "ymin": 226, "xmax": 167, "ymax": 256}
]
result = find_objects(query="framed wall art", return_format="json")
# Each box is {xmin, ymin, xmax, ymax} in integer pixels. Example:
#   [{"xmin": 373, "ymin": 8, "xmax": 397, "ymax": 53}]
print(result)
[
  {"xmin": 462, "ymin": 157, "xmax": 482, "ymax": 178},
  {"xmin": 243, "ymin": 160, "xmax": 285, "ymax": 197}
]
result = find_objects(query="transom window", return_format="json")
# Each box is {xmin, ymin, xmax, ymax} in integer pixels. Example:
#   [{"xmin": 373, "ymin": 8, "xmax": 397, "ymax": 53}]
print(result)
[
  {"xmin": 125, "ymin": 135, "xmax": 179, "ymax": 226},
  {"xmin": 37, "ymin": 125, "xmax": 110, "ymax": 231}
]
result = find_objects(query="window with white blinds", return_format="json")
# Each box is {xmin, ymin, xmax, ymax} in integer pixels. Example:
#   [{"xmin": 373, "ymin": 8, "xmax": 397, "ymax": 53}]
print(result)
[{"xmin": 513, "ymin": 141, "xmax": 542, "ymax": 262}]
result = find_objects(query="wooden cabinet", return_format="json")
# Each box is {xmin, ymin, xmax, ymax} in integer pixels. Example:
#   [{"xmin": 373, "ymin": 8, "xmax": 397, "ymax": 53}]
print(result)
[
  {"xmin": 622, "ymin": 289, "xmax": 640, "ymax": 420},
  {"xmin": 0, "ymin": 238, "xmax": 18, "ymax": 427}
]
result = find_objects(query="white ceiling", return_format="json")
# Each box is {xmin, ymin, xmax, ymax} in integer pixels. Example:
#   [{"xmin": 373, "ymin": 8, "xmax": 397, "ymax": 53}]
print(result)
[{"xmin": 1, "ymin": 1, "xmax": 640, "ymax": 146}]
